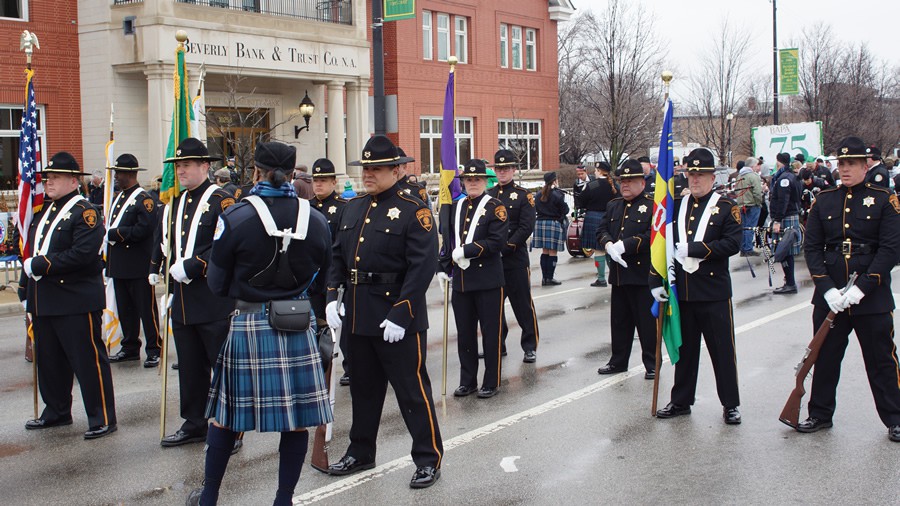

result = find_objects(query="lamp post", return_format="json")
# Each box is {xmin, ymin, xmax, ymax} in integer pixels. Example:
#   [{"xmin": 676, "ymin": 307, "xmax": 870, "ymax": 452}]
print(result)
[
  {"xmin": 294, "ymin": 90, "xmax": 316, "ymax": 138},
  {"xmin": 726, "ymin": 112, "xmax": 734, "ymax": 168}
]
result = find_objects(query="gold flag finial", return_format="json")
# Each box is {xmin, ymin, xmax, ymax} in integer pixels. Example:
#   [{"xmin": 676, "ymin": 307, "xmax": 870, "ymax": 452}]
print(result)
[{"xmin": 448, "ymin": 55, "xmax": 458, "ymax": 74}]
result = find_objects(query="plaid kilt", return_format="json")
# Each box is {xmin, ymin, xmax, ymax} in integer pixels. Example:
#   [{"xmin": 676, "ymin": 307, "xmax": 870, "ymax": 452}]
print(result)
[
  {"xmin": 580, "ymin": 211, "xmax": 605, "ymax": 250},
  {"xmin": 532, "ymin": 219, "xmax": 566, "ymax": 251},
  {"xmin": 205, "ymin": 312, "xmax": 333, "ymax": 433},
  {"xmin": 775, "ymin": 214, "xmax": 803, "ymax": 256}
]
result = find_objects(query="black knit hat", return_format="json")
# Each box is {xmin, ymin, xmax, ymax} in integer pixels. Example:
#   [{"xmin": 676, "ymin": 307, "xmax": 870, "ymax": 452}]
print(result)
[
  {"xmin": 776, "ymin": 152, "xmax": 792, "ymax": 166},
  {"xmin": 794, "ymin": 153, "xmax": 806, "ymax": 163},
  {"xmin": 254, "ymin": 142, "xmax": 297, "ymax": 172},
  {"xmin": 42, "ymin": 151, "xmax": 87, "ymax": 176},
  {"xmin": 594, "ymin": 161, "xmax": 611, "ymax": 172},
  {"xmin": 112, "ymin": 153, "xmax": 145, "ymax": 171},
  {"xmin": 543, "ymin": 171, "xmax": 557, "ymax": 184},
  {"xmin": 311, "ymin": 158, "xmax": 336, "ymax": 178},
  {"xmin": 616, "ymin": 159, "xmax": 645, "ymax": 179},
  {"xmin": 492, "ymin": 149, "xmax": 519, "ymax": 168},
  {"xmin": 163, "ymin": 138, "xmax": 222, "ymax": 163},
  {"xmin": 459, "ymin": 159, "xmax": 489, "ymax": 178}
]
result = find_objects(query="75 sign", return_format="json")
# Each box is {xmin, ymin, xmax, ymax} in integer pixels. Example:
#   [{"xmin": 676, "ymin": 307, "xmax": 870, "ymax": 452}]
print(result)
[{"xmin": 752, "ymin": 121, "xmax": 824, "ymax": 165}]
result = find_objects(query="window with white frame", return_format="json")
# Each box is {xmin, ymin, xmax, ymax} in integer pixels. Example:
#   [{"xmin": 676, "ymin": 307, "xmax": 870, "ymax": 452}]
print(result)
[
  {"xmin": 455, "ymin": 16, "xmax": 468, "ymax": 64},
  {"xmin": 420, "ymin": 116, "xmax": 473, "ymax": 174},
  {"xmin": 422, "ymin": 10, "xmax": 433, "ymax": 60},
  {"xmin": 436, "ymin": 13, "xmax": 450, "ymax": 62},
  {"xmin": 498, "ymin": 119, "xmax": 541, "ymax": 170},
  {"xmin": 1, "ymin": 104, "xmax": 47, "ymax": 191},
  {"xmin": 525, "ymin": 28, "xmax": 536, "ymax": 71},
  {"xmin": 511, "ymin": 26, "xmax": 523, "ymax": 70},
  {"xmin": 1, "ymin": 0, "xmax": 27, "ymax": 20},
  {"xmin": 499, "ymin": 24, "xmax": 508, "ymax": 68}
]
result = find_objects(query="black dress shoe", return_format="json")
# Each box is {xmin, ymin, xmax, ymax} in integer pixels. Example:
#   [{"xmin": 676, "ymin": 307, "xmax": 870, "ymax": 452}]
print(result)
[
  {"xmin": 477, "ymin": 387, "xmax": 499, "ymax": 398},
  {"xmin": 890, "ymin": 425, "xmax": 900, "ymax": 442},
  {"xmin": 327, "ymin": 455, "xmax": 375, "ymax": 476},
  {"xmin": 231, "ymin": 438, "xmax": 244, "ymax": 455},
  {"xmin": 656, "ymin": 402, "xmax": 691, "ymax": 418},
  {"xmin": 25, "ymin": 416, "xmax": 73, "ymax": 430},
  {"xmin": 453, "ymin": 385, "xmax": 477, "ymax": 397},
  {"xmin": 84, "ymin": 424, "xmax": 117, "ymax": 440},
  {"xmin": 523, "ymin": 350, "xmax": 536, "ymax": 363},
  {"xmin": 773, "ymin": 284, "xmax": 798, "ymax": 294},
  {"xmin": 723, "ymin": 407, "xmax": 742, "ymax": 425},
  {"xmin": 796, "ymin": 417, "xmax": 833, "ymax": 433},
  {"xmin": 109, "ymin": 350, "xmax": 140, "ymax": 363},
  {"xmin": 644, "ymin": 370, "xmax": 656, "ymax": 380},
  {"xmin": 541, "ymin": 278, "xmax": 562, "ymax": 286},
  {"xmin": 143, "ymin": 355, "xmax": 160, "ymax": 368},
  {"xmin": 591, "ymin": 279, "xmax": 608, "ymax": 287},
  {"xmin": 597, "ymin": 364, "xmax": 624, "ymax": 375},
  {"xmin": 410, "ymin": 466, "xmax": 441, "ymax": 489},
  {"xmin": 161, "ymin": 429, "xmax": 207, "ymax": 447},
  {"xmin": 339, "ymin": 374, "xmax": 350, "ymax": 386},
  {"xmin": 185, "ymin": 487, "xmax": 202, "ymax": 506}
]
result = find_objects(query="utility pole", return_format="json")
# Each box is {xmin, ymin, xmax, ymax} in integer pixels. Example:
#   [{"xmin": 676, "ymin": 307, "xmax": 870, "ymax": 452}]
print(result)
[
  {"xmin": 772, "ymin": 0, "xmax": 779, "ymax": 125},
  {"xmin": 373, "ymin": 0, "xmax": 386, "ymax": 135}
]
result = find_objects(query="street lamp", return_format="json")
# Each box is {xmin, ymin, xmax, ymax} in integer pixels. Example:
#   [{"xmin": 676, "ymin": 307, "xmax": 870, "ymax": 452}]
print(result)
[
  {"xmin": 294, "ymin": 90, "xmax": 316, "ymax": 138},
  {"xmin": 726, "ymin": 112, "xmax": 734, "ymax": 168}
]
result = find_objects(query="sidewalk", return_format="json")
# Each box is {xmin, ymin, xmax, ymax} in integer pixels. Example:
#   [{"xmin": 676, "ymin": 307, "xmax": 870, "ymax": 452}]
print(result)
[{"xmin": 0, "ymin": 282, "xmax": 22, "ymax": 316}]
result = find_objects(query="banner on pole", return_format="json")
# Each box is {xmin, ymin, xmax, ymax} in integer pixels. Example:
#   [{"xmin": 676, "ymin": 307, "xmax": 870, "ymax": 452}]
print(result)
[
  {"xmin": 751, "ymin": 121, "xmax": 824, "ymax": 166},
  {"xmin": 779, "ymin": 48, "xmax": 799, "ymax": 96},
  {"xmin": 384, "ymin": 0, "xmax": 415, "ymax": 22}
]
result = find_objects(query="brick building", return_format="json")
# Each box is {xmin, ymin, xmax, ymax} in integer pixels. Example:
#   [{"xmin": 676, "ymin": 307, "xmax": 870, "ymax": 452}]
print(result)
[{"xmin": 0, "ymin": 1, "xmax": 82, "ymax": 190}]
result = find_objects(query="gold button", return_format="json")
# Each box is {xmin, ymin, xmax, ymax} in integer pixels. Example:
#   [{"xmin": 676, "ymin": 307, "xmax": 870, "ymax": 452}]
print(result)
[
  {"xmin": 844, "ymin": 224, "xmax": 850, "ymax": 228},
  {"xmin": 710, "ymin": 272, "xmax": 714, "ymax": 276},
  {"xmin": 365, "ymin": 218, "xmax": 370, "ymax": 223},
  {"xmin": 624, "ymin": 215, "xmax": 629, "ymax": 219},
  {"xmin": 188, "ymin": 199, "xmax": 193, "ymax": 203},
  {"xmin": 385, "ymin": 229, "xmax": 390, "ymax": 233},
  {"xmin": 845, "ymin": 208, "xmax": 850, "ymax": 212},
  {"xmin": 60, "ymin": 279, "xmax": 64, "ymax": 283},
  {"xmin": 867, "ymin": 216, "xmax": 871, "ymax": 219},
  {"xmin": 845, "ymin": 255, "xmax": 851, "ymax": 259},
  {"xmin": 372, "ymin": 202, "xmax": 378, "ymax": 208},
  {"xmin": 627, "ymin": 203, "xmax": 631, "ymax": 207},
  {"xmin": 693, "ymin": 203, "xmax": 699, "ymax": 208},
  {"xmin": 687, "ymin": 230, "xmax": 693, "ymax": 235},
  {"xmin": 359, "ymin": 237, "xmax": 365, "ymax": 242},
  {"xmin": 466, "ymin": 218, "xmax": 470, "ymax": 222},
  {"xmin": 827, "ymin": 216, "xmax": 832, "ymax": 219},
  {"xmin": 468, "ymin": 205, "xmax": 473, "ymax": 209},
  {"xmin": 690, "ymin": 216, "xmax": 695, "ymax": 221},
  {"xmin": 847, "ymin": 194, "xmax": 852, "ymax": 199},
  {"xmin": 355, "ymin": 256, "xmax": 360, "ymax": 261},
  {"xmin": 620, "ymin": 227, "xmax": 625, "ymax": 231},
  {"xmin": 386, "ymin": 292, "xmax": 390, "ymax": 296},
  {"xmin": 182, "ymin": 232, "xmax": 185, "ymax": 236}
]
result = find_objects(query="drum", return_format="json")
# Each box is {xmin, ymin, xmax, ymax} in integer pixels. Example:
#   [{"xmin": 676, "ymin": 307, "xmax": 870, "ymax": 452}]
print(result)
[{"xmin": 566, "ymin": 216, "xmax": 594, "ymax": 258}]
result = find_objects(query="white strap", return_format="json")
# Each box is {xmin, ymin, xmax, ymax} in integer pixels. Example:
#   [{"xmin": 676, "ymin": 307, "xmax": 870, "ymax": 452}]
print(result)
[
  {"xmin": 454, "ymin": 194, "xmax": 491, "ymax": 246},
  {"xmin": 177, "ymin": 184, "xmax": 218, "ymax": 262},
  {"xmin": 110, "ymin": 186, "xmax": 144, "ymax": 229},
  {"xmin": 35, "ymin": 195, "xmax": 86, "ymax": 256},
  {"xmin": 244, "ymin": 196, "xmax": 310, "ymax": 252},
  {"xmin": 677, "ymin": 192, "xmax": 720, "ymax": 273}
]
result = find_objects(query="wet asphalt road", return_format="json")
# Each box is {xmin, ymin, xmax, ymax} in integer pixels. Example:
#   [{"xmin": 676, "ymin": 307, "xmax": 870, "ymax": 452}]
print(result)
[{"xmin": 1, "ymin": 251, "xmax": 899, "ymax": 505}]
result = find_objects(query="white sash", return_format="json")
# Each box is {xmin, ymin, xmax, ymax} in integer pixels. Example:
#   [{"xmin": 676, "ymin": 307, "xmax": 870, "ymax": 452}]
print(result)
[
  {"xmin": 454, "ymin": 194, "xmax": 491, "ymax": 245},
  {"xmin": 106, "ymin": 186, "xmax": 143, "ymax": 247},
  {"xmin": 176, "ymin": 184, "xmax": 218, "ymax": 262},
  {"xmin": 32, "ymin": 195, "xmax": 87, "ymax": 282},
  {"xmin": 244, "ymin": 196, "xmax": 311, "ymax": 250},
  {"xmin": 677, "ymin": 192, "xmax": 720, "ymax": 273}
]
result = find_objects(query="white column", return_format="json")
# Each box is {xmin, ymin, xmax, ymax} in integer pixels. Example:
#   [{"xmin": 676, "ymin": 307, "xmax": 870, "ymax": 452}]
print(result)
[
  {"xmin": 326, "ymin": 81, "xmax": 347, "ymax": 179},
  {"xmin": 144, "ymin": 66, "xmax": 171, "ymax": 182},
  {"xmin": 345, "ymin": 81, "xmax": 365, "ymax": 180}
]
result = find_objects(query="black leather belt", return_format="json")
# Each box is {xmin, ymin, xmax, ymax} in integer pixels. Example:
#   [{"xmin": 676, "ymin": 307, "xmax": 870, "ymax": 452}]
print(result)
[
  {"xmin": 234, "ymin": 299, "xmax": 267, "ymax": 314},
  {"xmin": 349, "ymin": 269, "xmax": 400, "ymax": 285},
  {"xmin": 825, "ymin": 240, "xmax": 876, "ymax": 255}
]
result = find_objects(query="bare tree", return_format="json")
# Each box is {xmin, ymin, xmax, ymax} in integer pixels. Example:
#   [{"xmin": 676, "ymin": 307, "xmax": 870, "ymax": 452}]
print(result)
[{"xmin": 557, "ymin": 13, "xmax": 595, "ymax": 165}]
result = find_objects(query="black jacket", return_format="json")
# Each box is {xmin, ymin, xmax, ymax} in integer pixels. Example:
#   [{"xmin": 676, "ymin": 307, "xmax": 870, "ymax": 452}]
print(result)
[
  {"xmin": 487, "ymin": 182, "xmax": 535, "ymax": 269},
  {"xmin": 444, "ymin": 194, "xmax": 509, "ymax": 292},
  {"xmin": 535, "ymin": 188, "xmax": 569, "ymax": 221},
  {"xmin": 106, "ymin": 185, "xmax": 159, "ymax": 279},
  {"xmin": 575, "ymin": 177, "xmax": 617, "ymax": 212},
  {"xmin": 865, "ymin": 163, "xmax": 891, "ymax": 188},
  {"xmin": 597, "ymin": 194, "xmax": 653, "ymax": 286},
  {"xmin": 769, "ymin": 167, "xmax": 802, "ymax": 221},
  {"xmin": 310, "ymin": 191, "xmax": 348, "ymax": 239}
]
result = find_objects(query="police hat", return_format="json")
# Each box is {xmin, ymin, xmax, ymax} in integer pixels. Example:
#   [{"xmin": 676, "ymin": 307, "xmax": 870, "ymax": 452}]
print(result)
[
  {"xmin": 349, "ymin": 135, "xmax": 412, "ymax": 167},
  {"xmin": 576, "ymin": 164, "xmax": 586, "ymax": 170},
  {"xmin": 41, "ymin": 151, "xmax": 88, "ymax": 176},
  {"xmin": 685, "ymin": 148, "xmax": 716, "ymax": 172},
  {"xmin": 397, "ymin": 147, "xmax": 415, "ymax": 164},
  {"xmin": 459, "ymin": 159, "xmax": 489, "ymax": 178},
  {"xmin": 637, "ymin": 156, "xmax": 651, "ymax": 164},
  {"xmin": 776, "ymin": 152, "xmax": 792, "ymax": 166},
  {"xmin": 492, "ymin": 149, "xmax": 519, "ymax": 168},
  {"xmin": 311, "ymin": 158, "xmax": 337, "ymax": 178},
  {"xmin": 616, "ymin": 159, "xmax": 645, "ymax": 179},
  {"xmin": 111, "ymin": 153, "xmax": 145, "ymax": 171},
  {"xmin": 163, "ymin": 138, "xmax": 222, "ymax": 164},
  {"xmin": 594, "ymin": 161, "xmax": 611, "ymax": 172},
  {"xmin": 254, "ymin": 142, "xmax": 296, "ymax": 172},
  {"xmin": 866, "ymin": 144, "xmax": 882, "ymax": 160},
  {"xmin": 836, "ymin": 137, "xmax": 868, "ymax": 159},
  {"xmin": 673, "ymin": 157, "xmax": 681, "ymax": 165}
]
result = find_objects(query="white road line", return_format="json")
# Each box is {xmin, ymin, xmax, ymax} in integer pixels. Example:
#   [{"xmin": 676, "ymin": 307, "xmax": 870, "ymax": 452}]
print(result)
[
  {"xmin": 530, "ymin": 287, "xmax": 585, "ymax": 301},
  {"xmin": 294, "ymin": 297, "xmax": 811, "ymax": 505}
]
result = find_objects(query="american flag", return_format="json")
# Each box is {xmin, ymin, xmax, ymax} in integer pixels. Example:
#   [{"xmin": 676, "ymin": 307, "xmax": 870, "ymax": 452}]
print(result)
[{"xmin": 17, "ymin": 69, "xmax": 43, "ymax": 259}]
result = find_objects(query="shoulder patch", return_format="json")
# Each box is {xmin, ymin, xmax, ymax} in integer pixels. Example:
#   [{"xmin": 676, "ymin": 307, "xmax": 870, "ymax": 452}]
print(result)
[
  {"xmin": 890, "ymin": 194, "xmax": 900, "ymax": 214},
  {"xmin": 526, "ymin": 193, "xmax": 535, "ymax": 207},
  {"xmin": 731, "ymin": 206, "xmax": 741, "ymax": 224},
  {"xmin": 82, "ymin": 208, "xmax": 98, "ymax": 228},
  {"xmin": 416, "ymin": 208, "xmax": 434, "ymax": 232},
  {"xmin": 419, "ymin": 188, "xmax": 428, "ymax": 202},
  {"xmin": 875, "ymin": 174, "xmax": 883, "ymax": 182},
  {"xmin": 234, "ymin": 188, "xmax": 242, "ymax": 200},
  {"xmin": 495, "ymin": 204, "xmax": 508, "ymax": 222},
  {"xmin": 780, "ymin": 178, "xmax": 790, "ymax": 187},
  {"xmin": 214, "ymin": 216, "xmax": 226, "ymax": 240},
  {"xmin": 143, "ymin": 198, "xmax": 155, "ymax": 213},
  {"xmin": 221, "ymin": 197, "xmax": 236, "ymax": 211}
]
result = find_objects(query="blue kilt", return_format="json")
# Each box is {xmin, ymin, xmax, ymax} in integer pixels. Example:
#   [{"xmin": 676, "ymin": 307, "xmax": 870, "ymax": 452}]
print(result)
[
  {"xmin": 775, "ymin": 214, "xmax": 803, "ymax": 256},
  {"xmin": 580, "ymin": 211, "xmax": 605, "ymax": 250},
  {"xmin": 532, "ymin": 219, "xmax": 566, "ymax": 251},
  {"xmin": 205, "ymin": 312, "xmax": 333, "ymax": 433}
]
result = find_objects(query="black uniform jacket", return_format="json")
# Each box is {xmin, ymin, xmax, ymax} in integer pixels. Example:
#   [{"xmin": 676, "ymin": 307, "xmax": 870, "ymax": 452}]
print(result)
[
  {"xmin": 575, "ymin": 177, "xmax": 617, "ymax": 212},
  {"xmin": 864, "ymin": 163, "xmax": 891, "ymax": 189},
  {"xmin": 445, "ymin": 194, "xmax": 509, "ymax": 293},
  {"xmin": 20, "ymin": 190, "xmax": 105, "ymax": 316},
  {"xmin": 208, "ymin": 197, "xmax": 332, "ymax": 302},
  {"xmin": 487, "ymin": 181, "xmax": 535, "ymax": 270},
  {"xmin": 310, "ymin": 191, "xmax": 348, "ymax": 239},
  {"xmin": 150, "ymin": 180, "xmax": 236, "ymax": 325},
  {"xmin": 769, "ymin": 167, "xmax": 802, "ymax": 221},
  {"xmin": 597, "ymin": 194, "xmax": 653, "ymax": 286},
  {"xmin": 327, "ymin": 183, "xmax": 438, "ymax": 336},
  {"xmin": 106, "ymin": 185, "xmax": 159, "ymax": 279},
  {"xmin": 804, "ymin": 182, "xmax": 900, "ymax": 314},
  {"xmin": 534, "ymin": 188, "xmax": 569, "ymax": 221},
  {"xmin": 398, "ymin": 175, "xmax": 429, "ymax": 204},
  {"xmin": 649, "ymin": 191, "xmax": 742, "ymax": 301}
]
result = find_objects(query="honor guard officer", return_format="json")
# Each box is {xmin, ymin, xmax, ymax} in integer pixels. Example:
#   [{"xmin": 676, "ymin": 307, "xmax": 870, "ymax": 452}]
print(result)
[
  {"xmin": 20, "ymin": 152, "xmax": 117, "ymax": 439},
  {"xmin": 488, "ymin": 149, "xmax": 539, "ymax": 363},
  {"xmin": 105, "ymin": 154, "xmax": 162, "ymax": 368},
  {"xmin": 864, "ymin": 145, "xmax": 890, "ymax": 189},
  {"xmin": 596, "ymin": 160, "xmax": 657, "ymax": 379},
  {"xmin": 442, "ymin": 159, "xmax": 510, "ymax": 397},
  {"xmin": 309, "ymin": 157, "xmax": 351, "ymax": 385},
  {"xmin": 799, "ymin": 136, "xmax": 900, "ymax": 442},
  {"xmin": 151, "ymin": 138, "xmax": 237, "ymax": 448},
  {"xmin": 396, "ymin": 147, "xmax": 429, "ymax": 204},
  {"xmin": 325, "ymin": 135, "xmax": 443, "ymax": 488},
  {"xmin": 650, "ymin": 148, "xmax": 743, "ymax": 425}
]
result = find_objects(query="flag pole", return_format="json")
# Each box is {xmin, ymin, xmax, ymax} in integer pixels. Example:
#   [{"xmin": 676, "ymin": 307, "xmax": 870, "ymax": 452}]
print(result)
[
  {"xmin": 103, "ymin": 104, "xmax": 115, "ymax": 353},
  {"xmin": 441, "ymin": 55, "xmax": 457, "ymax": 405},
  {"xmin": 21, "ymin": 30, "xmax": 39, "ymax": 420}
]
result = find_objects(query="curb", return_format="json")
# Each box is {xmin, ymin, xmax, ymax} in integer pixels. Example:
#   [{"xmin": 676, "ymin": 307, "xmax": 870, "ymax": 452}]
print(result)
[{"xmin": 0, "ymin": 302, "xmax": 23, "ymax": 317}]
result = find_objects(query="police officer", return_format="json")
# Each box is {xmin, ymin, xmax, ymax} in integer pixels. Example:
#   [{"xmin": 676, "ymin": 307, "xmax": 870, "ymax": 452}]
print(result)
[
  {"xmin": 488, "ymin": 149, "xmax": 539, "ymax": 363},
  {"xmin": 639, "ymin": 155, "xmax": 657, "ymax": 194},
  {"xmin": 105, "ymin": 154, "xmax": 161, "ymax": 368},
  {"xmin": 596, "ymin": 160, "xmax": 656, "ymax": 379},
  {"xmin": 798, "ymin": 136, "xmax": 900, "ymax": 443},
  {"xmin": 864, "ymin": 145, "xmax": 890, "ymax": 189},
  {"xmin": 308, "ymin": 157, "xmax": 350, "ymax": 385},
  {"xmin": 576, "ymin": 161, "xmax": 618, "ymax": 287},
  {"xmin": 650, "ymin": 148, "xmax": 743, "ymax": 425},
  {"xmin": 325, "ymin": 135, "xmax": 443, "ymax": 488},
  {"xmin": 20, "ymin": 151, "xmax": 117, "ymax": 439},
  {"xmin": 151, "ymin": 138, "xmax": 237, "ymax": 448},
  {"xmin": 770, "ymin": 152, "xmax": 803, "ymax": 294},
  {"xmin": 397, "ymin": 147, "xmax": 429, "ymax": 204}
]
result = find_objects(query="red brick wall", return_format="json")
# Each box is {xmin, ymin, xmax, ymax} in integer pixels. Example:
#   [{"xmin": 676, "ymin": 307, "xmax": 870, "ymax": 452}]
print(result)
[{"xmin": 0, "ymin": 2, "xmax": 83, "ymax": 165}]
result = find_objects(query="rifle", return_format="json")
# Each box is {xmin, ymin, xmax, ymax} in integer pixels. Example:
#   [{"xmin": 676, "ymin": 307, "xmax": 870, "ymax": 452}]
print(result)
[
  {"xmin": 311, "ymin": 285, "xmax": 344, "ymax": 473},
  {"xmin": 778, "ymin": 272, "xmax": 858, "ymax": 428}
]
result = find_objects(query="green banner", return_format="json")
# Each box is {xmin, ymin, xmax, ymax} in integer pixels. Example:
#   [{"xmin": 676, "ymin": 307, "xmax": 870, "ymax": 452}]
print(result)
[
  {"xmin": 384, "ymin": 0, "xmax": 415, "ymax": 22},
  {"xmin": 779, "ymin": 48, "xmax": 799, "ymax": 96}
]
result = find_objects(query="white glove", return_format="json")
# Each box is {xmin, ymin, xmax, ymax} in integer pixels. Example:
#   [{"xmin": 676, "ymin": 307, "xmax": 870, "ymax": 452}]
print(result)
[
  {"xmin": 437, "ymin": 272, "xmax": 451, "ymax": 284},
  {"xmin": 841, "ymin": 285, "xmax": 865, "ymax": 307},
  {"xmin": 605, "ymin": 241, "xmax": 628, "ymax": 268},
  {"xmin": 651, "ymin": 286, "xmax": 669, "ymax": 302},
  {"xmin": 148, "ymin": 273, "xmax": 160, "ymax": 286},
  {"xmin": 170, "ymin": 260, "xmax": 189, "ymax": 283},
  {"xmin": 326, "ymin": 301, "xmax": 345, "ymax": 329},
  {"xmin": 675, "ymin": 242, "xmax": 689, "ymax": 262},
  {"xmin": 22, "ymin": 301, "xmax": 27, "ymax": 311},
  {"xmin": 23, "ymin": 257, "xmax": 33, "ymax": 278},
  {"xmin": 380, "ymin": 319, "xmax": 405, "ymax": 343},
  {"xmin": 451, "ymin": 246, "xmax": 466, "ymax": 263},
  {"xmin": 823, "ymin": 288, "xmax": 845, "ymax": 313}
]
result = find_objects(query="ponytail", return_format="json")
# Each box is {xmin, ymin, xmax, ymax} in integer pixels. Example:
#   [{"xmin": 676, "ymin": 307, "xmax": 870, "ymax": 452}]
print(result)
[{"xmin": 265, "ymin": 168, "xmax": 288, "ymax": 187}]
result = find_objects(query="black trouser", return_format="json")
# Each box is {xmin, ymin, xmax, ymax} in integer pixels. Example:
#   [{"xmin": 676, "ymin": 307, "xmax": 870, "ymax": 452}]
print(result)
[
  {"xmin": 500, "ymin": 266, "xmax": 539, "ymax": 353},
  {"xmin": 671, "ymin": 300, "xmax": 740, "ymax": 408},
  {"xmin": 346, "ymin": 331, "xmax": 443, "ymax": 468},
  {"xmin": 808, "ymin": 306, "xmax": 900, "ymax": 427},
  {"xmin": 172, "ymin": 318, "xmax": 230, "ymax": 434},
  {"xmin": 608, "ymin": 284, "xmax": 656, "ymax": 372},
  {"xmin": 33, "ymin": 311, "xmax": 116, "ymax": 428},
  {"xmin": 453, "ymin": 287, "xmax": 504, "ymax": 389},
  {"xmin": 113, "ymin": 277, "xmax": 161, "ymax": 357},
  {"xmin": 312, "ymin": 292, "xmax": 350, "ymax": 376}
]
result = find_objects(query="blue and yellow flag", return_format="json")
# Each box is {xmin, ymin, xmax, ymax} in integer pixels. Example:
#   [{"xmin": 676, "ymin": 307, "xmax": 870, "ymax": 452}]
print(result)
[{"xmin": 160, "ymin": 44, "xmax": 193, "ymax": 205}]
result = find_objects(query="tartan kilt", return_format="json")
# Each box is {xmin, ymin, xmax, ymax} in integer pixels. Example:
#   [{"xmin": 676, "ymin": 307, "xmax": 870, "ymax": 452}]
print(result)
[
  {"xmin": 532, "ymin": 219, "xmax": 566, "ymax": 251},
  {"xmin": 776, "ymin": 214, "xmax": 803, "ymax": 256},
  {"xmin": 580, "ymin": 211, "xmax": 605, "ymax": 250},
  {"xmin": 205, "ymin": 312, "xmax": 333, "ymax": 433}
]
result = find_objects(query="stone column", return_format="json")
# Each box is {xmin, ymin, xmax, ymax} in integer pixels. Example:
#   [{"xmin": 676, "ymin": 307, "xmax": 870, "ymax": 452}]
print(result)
[
  {"xmin": 326, "ymin": 81, "xmax": 347, "ymax": 179},
  {"xmin": 144, "ymin": 65, "xmax": 171, "ymax": 182},
  {"xmin": 345, "ymin": 81, "xmax": 366, "ymax": 180}
]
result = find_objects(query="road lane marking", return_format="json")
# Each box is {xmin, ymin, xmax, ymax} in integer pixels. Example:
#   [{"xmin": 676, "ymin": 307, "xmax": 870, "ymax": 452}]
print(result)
[
  {"xmin": 293, "ymin": 294, "xmax": 814, "ymax": 504},
  {"xmin": 499, "ymin": 456, "xmax": 520, "ymax": 473},
  {"xmin": 531, "ymin": 287, "xmax": 585, "ymax": 301}
]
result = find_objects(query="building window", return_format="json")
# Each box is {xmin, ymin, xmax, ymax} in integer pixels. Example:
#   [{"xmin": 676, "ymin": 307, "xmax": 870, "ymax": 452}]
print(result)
[
  {"xmin": 1, "ymin": 104, "xmax": 47, "ymax": 191},
  {"xmin": 436, "ymin": 13, "xmax": 450, "ymax": 62},
  {"xmin": 455, "ymin": 16, "xmax": 468, "ymax": 64},
  {"xmin": 498, "ymin": 119, "xmax": 541, "ymax": 170},
  {"xmin": 420, "ymin": 116, "xmax": 473, "ymax": 174},
  {"xmin": 511, "ymin": 26, "xmax": 522, "ymax": 70},
  {"xmin": 1, "ymin": 0, "xmax": 27, "ymax": 20},
  {"xmin": 499, "ymin": 24, "xmax": 508, "ymax": 68},
  {"xmin": 422, "ymin": 10, "xmax": 432, "ymax": 60},
  {"xmin": 525, "ymin": 28, "xmax": 536, "ymax": 71}
]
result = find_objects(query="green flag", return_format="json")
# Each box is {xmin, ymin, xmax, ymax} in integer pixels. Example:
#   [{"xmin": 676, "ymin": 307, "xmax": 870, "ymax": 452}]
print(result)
[{"xmin": 160, "ymin": 44, "xmax": 193, "ymax": 205}]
